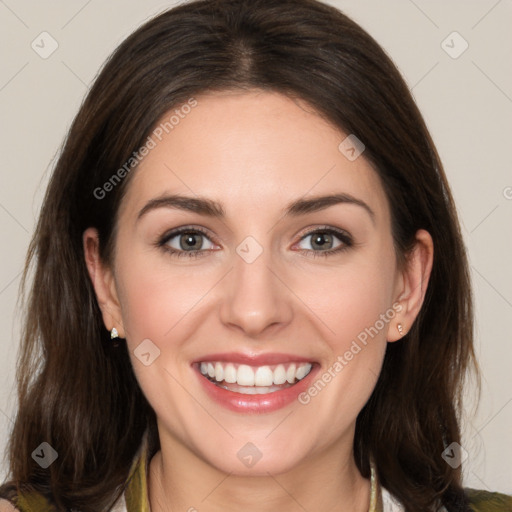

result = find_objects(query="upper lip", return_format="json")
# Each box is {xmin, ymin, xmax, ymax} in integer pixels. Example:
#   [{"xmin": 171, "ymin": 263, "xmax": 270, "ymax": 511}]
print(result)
[{"xmin": 192, "ymin": 352, "xmax": 317, "ymax": 366}]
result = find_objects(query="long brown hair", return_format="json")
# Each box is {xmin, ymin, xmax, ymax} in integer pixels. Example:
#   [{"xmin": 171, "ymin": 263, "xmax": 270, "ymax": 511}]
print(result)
[{"xmin": 1, "ymin": 0, "xmax": 478, "ymax": 510}]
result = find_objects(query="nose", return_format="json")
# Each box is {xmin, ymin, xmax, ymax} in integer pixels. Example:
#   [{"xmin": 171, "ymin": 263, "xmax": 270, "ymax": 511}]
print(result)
[{"xmin": 219, "ymin": 242, "xmax": 293, "ymax": 338}]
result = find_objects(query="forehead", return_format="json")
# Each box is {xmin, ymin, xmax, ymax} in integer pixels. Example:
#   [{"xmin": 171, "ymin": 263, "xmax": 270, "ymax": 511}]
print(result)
[{"xmin": 119, "ymin": 90, "xmax": 390, "ymax": 225}]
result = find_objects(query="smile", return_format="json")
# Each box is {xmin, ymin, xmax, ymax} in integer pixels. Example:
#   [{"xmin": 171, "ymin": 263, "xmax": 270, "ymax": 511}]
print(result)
[
  {"xmin": 199, "ymin": 361, "xmax": 313, "ymax": 394},
  {"xmin": 193, "ymin": 356, "xmax": 319, "ymax": 413}
]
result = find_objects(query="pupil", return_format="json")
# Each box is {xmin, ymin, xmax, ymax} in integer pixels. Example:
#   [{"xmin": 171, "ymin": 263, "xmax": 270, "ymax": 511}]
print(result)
[
  {"xmin": 181, "ymin": 233, "xmax": 201, "ymax": 250},
  {"xmin": 313, "ymin": 233, "xmax": 332, "ymax": 250}
]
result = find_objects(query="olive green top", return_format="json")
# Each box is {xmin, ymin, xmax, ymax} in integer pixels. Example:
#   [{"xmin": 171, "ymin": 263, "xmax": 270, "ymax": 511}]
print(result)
[{"xmin": 6, "ymin": 436, "xmax": 512, "ymax": 511}]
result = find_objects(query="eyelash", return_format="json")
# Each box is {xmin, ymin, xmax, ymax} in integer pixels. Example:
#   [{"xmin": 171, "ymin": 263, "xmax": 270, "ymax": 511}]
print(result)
[{"xmin": 156, "ymin": 225, "xmax": 353, "ymax": 260}]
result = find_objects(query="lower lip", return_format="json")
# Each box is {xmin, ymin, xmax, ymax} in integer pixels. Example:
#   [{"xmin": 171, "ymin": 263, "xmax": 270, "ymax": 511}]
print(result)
[{"xmin": 194, "ymin": 364, "xmax": 319, "ymax": 413}]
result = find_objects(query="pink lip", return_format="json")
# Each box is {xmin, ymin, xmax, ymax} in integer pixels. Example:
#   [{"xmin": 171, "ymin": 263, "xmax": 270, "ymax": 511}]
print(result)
[
  {"xmin": 193, "ymin": 361, "xmax": 319, "ymax": 414},
  {"xmin": 191, "ymin": 352, "xmax": 316, "ymax": 366}
]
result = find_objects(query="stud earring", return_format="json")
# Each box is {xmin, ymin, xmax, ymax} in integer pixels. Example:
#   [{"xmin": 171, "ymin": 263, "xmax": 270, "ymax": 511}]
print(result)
[
  {"xmin": 397, "ymin": 323, "xmax": 404, "ymax": 336},
  {"xmin": 110, "ymin": 327, "xmax": 122, "ymax": 347}
]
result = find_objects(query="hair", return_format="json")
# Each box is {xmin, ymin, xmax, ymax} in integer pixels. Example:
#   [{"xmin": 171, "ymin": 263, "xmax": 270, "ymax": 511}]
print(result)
[{"xmin": 0, "ymin": 0, "xmax": 479, "ymax": 510}]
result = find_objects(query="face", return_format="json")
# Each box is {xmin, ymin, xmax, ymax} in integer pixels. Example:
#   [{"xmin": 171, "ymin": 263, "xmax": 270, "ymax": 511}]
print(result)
[{"xmin": 89, "ymin": 90, "xmax": 410, "ymax": 476}]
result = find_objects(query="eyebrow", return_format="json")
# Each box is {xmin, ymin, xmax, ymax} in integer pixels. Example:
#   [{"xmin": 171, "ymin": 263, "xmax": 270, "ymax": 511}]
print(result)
[{"xmin": 136, "ymin": 192, "xmax": 375, "ymax": 224}]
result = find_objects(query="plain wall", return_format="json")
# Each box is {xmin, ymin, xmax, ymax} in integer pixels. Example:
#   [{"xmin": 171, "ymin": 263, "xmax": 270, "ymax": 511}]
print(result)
[{"xmin": 0, "ymin": 0, "xmax": 511, "ymax": 493}]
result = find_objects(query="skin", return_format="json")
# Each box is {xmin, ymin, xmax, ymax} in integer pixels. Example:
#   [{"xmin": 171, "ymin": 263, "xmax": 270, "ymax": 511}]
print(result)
[{"xmin": 84, "ymin": 90, "xmax": 433, "ymax": 512}]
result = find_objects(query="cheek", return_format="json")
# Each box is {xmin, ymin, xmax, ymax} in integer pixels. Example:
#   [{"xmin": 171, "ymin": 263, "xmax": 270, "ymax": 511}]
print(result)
[
  {"xmin": 116, "ymin": 232, "xmax": 398, "ymax": 359},
  {"xmin": 116, "ymin": 253, "xmax": 215, "ymax": 345},
  {"xmin": 291, "ymin": 244, "xmax": 397, "ymax": 413},
  {"xmin": 292, "ymin": 268, "xmax": 394, "ymax": 442},
  {"xmin": 293, "ymin": 251, "xmax": 397, "ymax": 352},
  {"xmin": 114, "ymin": 254, "xmax": 212, "ymax": 436}
]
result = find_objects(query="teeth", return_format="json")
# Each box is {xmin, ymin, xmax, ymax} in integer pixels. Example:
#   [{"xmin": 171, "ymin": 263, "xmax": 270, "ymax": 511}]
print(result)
[
  {"xmin": 237, "ymin": 364, "xmax": 254, "ymax": 386},
  {"xmin": 199, "ymin": 361, "xmax": 313, "ymax": 387},
  {"xmin": 214, "ymin": 362, "xmax": 224, "ymax": 382},
  {"xmin": 254, "ymin": 366, "xmax": 273, "ymax": 386},
  {"xmin": 286, "ymin": 363, "xmax": 296, "ymax": 384},
  {"xmin": 273, "ymin": 364, "xmax": 287, "ymax": 385},
  {"xmin": 224, "ymin": 363, "xmax": 237, "ymax": 383},
  {"xmin": 296, "ymin": 364, "xmax": 309, "ymax": 380},
  {"xmin": 217, "ymin": 383, "xmax": 289, "ymax": 394}
]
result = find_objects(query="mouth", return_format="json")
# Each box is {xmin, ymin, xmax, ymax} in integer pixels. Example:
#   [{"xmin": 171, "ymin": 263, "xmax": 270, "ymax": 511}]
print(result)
[
  {"xmin": 192, "ymin": 356, "xmax": 319, "ymax": 413},
  {"xmin": 197, "ymin": 361, "xmax": 313, "ymax": 394}
]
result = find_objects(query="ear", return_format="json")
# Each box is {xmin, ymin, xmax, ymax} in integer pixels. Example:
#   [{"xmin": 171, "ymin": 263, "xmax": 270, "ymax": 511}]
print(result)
[
  {"xmin": 388, "ymin": 229, "xmax": 434, "ymax": 342},
  {"xmin": 83, "ymin": 227, "xmax": 125, "ymax": 337}
]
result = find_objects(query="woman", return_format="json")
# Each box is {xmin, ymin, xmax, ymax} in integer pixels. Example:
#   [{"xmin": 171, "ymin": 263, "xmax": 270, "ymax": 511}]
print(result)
[{"xmin": 0, "ymin": 0, "xmax": 510, "ymax": 510}]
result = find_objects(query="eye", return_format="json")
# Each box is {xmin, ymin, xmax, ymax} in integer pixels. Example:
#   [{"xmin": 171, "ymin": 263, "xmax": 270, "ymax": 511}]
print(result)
[
  {"xmin": 157, "ymin": 225, "xmax": 353, "ymax": 260},
  {"xmin": 295, "ymin": 227, "xmax": 353, "ymax": 257},
  {"xmin": 158, "ymin": 227, "xmax": 217, "ymax": 259}
]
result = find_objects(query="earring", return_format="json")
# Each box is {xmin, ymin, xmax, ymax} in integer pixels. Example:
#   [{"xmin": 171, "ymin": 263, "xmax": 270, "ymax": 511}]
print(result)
[
  {"xmin": 397, "ymin": 323, "xmax": 404, "ymax": 336},
  {"xmin": 110, "ymin": 327, "xmax": 122, "ymax": 348}
]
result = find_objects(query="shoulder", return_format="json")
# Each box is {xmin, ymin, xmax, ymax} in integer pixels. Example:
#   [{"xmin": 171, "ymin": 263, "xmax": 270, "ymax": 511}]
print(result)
[
  {"xmin": 465, "ymin": 488, "xmax": 512, "ymax": 511},
  {"xmin": 380, "ymin": 487, "xmax": 512, "ymax": 512},
  {"xmin": 0, "ymin": 492, "xmax": 55, "ymax": 512}
]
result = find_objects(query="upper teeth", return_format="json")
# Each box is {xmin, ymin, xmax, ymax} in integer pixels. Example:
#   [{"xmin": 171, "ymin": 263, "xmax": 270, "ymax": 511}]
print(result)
[{"xmin": 199, "ymin": 361, "xmax": 313, "ymax": 386}]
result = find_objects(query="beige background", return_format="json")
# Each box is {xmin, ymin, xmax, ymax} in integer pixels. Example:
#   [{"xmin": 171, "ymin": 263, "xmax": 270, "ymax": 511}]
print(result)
[{"xmin": 0, "ymin": 0, "xmax": 511, "ymax": 494}]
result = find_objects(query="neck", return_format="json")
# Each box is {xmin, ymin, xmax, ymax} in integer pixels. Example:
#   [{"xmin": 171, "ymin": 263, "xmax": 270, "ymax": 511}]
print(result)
[{"xmin": 148, "ymin": 431, "xmax": 371, "ymax": 512}]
